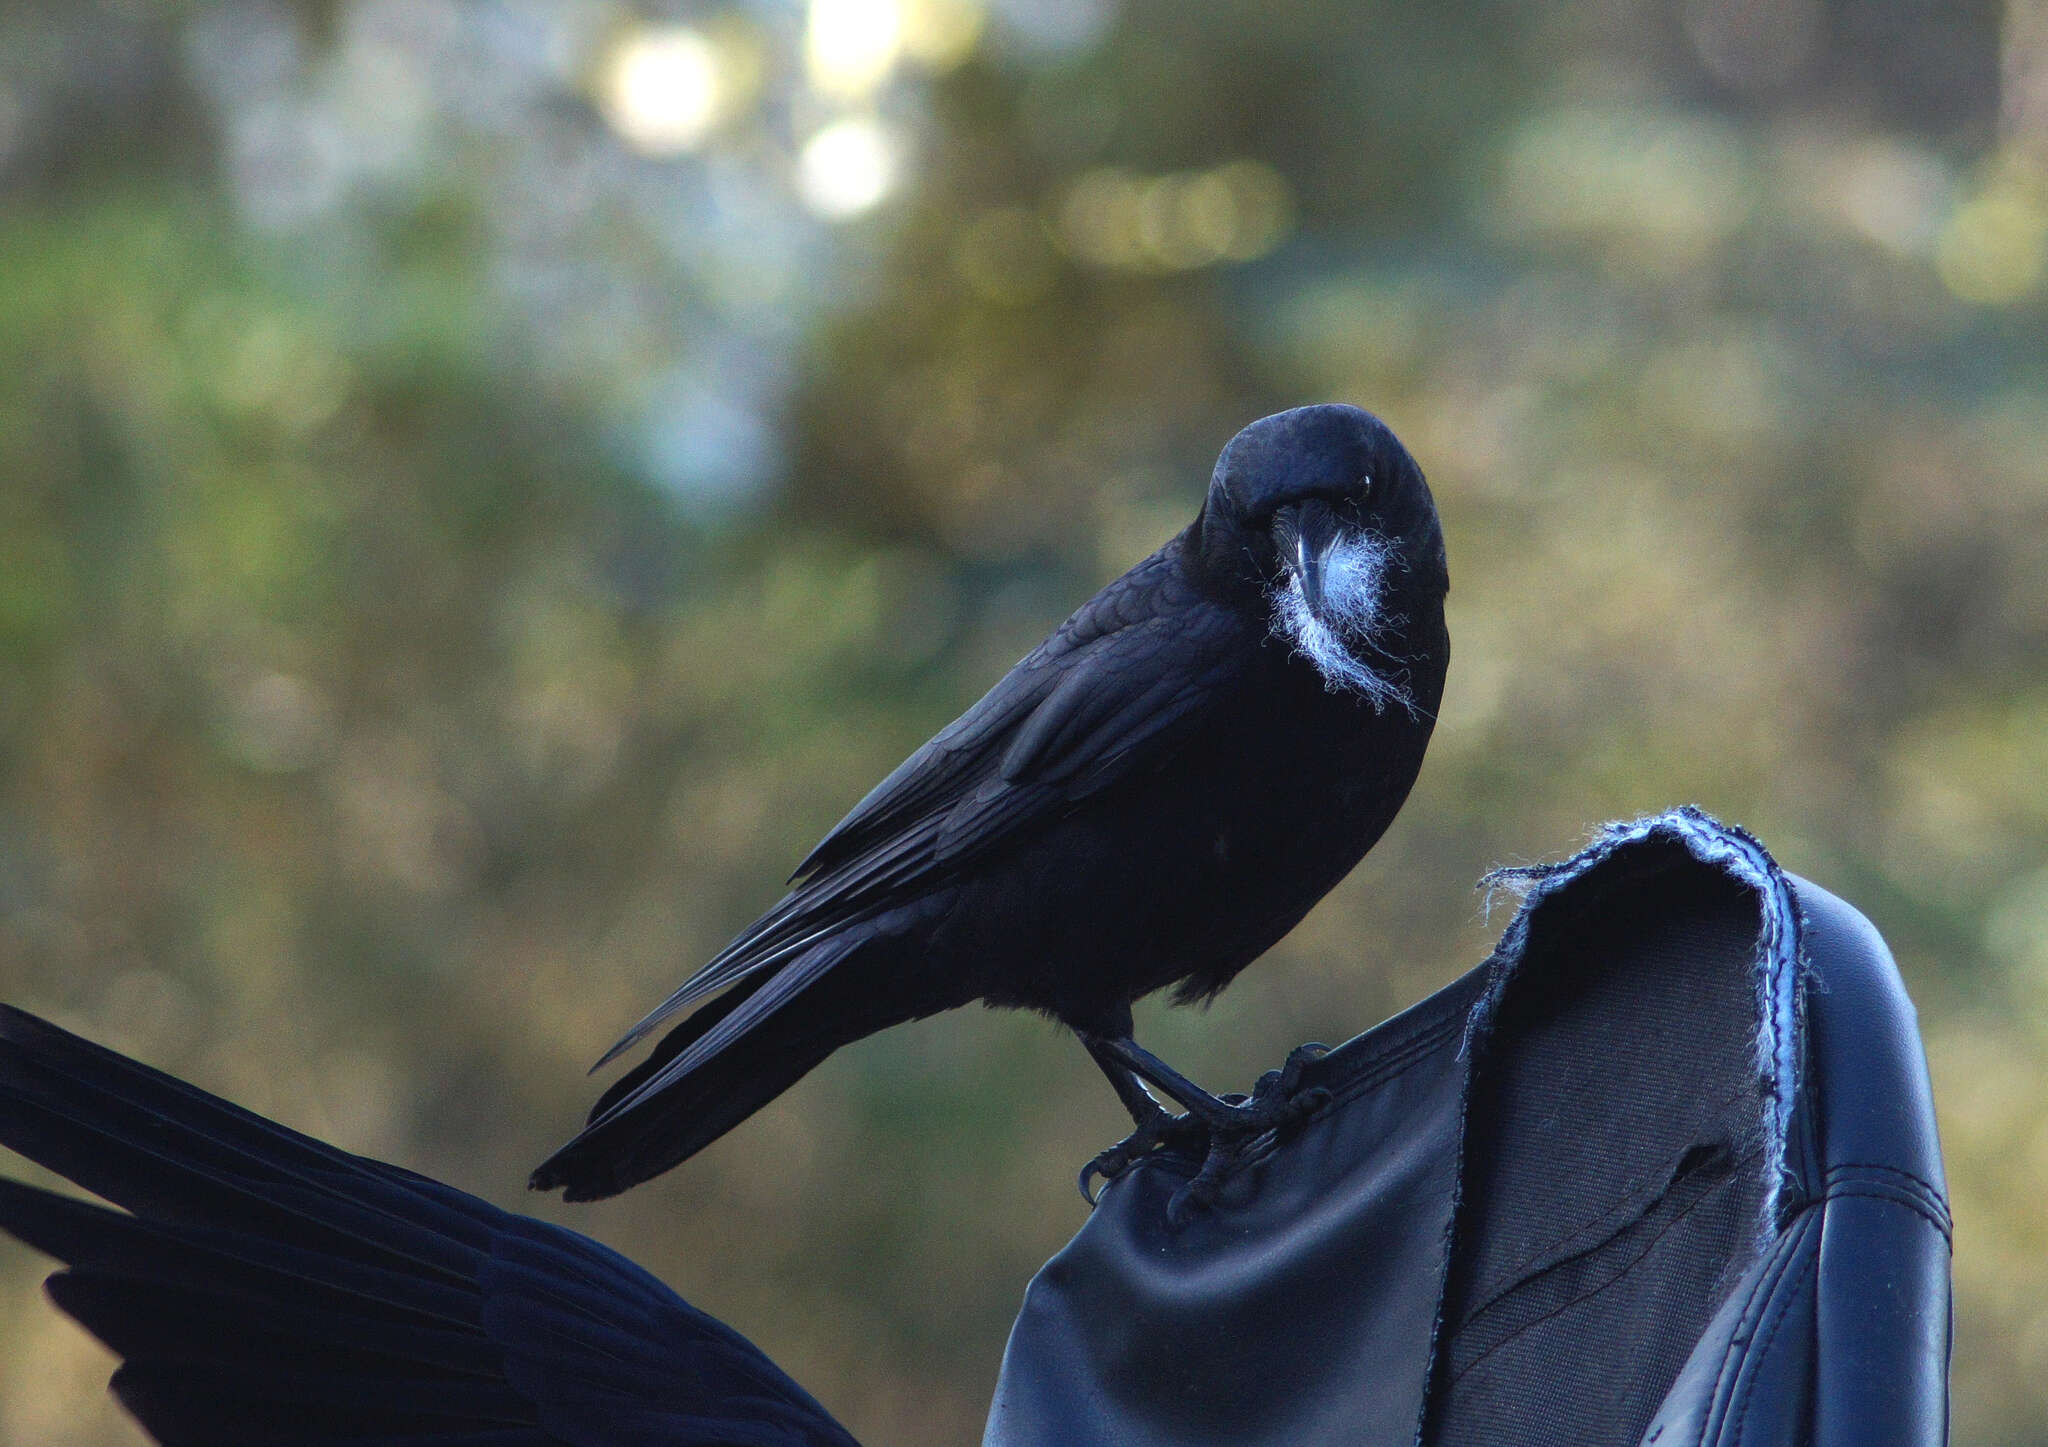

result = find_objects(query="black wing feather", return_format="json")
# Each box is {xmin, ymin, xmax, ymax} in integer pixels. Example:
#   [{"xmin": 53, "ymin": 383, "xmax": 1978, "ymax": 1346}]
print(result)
[
  {"xmin": 0, "ymin": 1005, "xmax": 861, "ymax": 1447},
  {"xmin": 595, "ymin": 545, "xmax": 1250, "ymax": 1067}
]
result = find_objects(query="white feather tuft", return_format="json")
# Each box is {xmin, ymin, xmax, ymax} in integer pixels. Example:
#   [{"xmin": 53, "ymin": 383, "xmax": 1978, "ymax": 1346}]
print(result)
[{"xmin": 1272, "ymin": 531, "xmax": 1414, "ymax": 713}]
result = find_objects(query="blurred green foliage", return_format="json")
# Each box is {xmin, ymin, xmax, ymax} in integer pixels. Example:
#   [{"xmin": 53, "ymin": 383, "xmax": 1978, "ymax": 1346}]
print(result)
[{"xmin": 2, "ymin": 0, "xmax": 2047, "ymax": 1442}]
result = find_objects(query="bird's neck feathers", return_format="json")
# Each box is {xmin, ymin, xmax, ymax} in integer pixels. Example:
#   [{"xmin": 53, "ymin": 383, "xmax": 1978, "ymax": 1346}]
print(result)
[{"xmin": 1185, "ymin": 498, "xmax": 1263, "ymax": 601}]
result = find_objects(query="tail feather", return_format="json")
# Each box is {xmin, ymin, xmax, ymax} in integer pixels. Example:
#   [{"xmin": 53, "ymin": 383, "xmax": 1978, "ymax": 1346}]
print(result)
[
  {"xmin": 530, "ymin": 942, "xmax": 924, "ymax": 1202},
  {"xmin": 0, "ymin": 1004, "xmax": 862, "ymax": 1447}
]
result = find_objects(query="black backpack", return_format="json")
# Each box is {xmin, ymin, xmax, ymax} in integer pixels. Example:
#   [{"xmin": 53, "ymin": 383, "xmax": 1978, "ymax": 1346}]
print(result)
[{"xmin": 988, "ymin": 809, "xmax": 1951, "ymax": 1446}]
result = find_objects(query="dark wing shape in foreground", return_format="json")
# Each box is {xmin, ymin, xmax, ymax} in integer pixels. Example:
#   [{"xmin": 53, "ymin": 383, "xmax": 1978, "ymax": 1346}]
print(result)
[{"xmin": 0, "ymin": 1005, "xmax": 859, "ymax": 1447}]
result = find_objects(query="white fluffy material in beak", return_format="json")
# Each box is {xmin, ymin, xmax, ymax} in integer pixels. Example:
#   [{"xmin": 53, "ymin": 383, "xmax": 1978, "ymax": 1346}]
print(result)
[{"xmin": 1273, "ymin": 531, "xmax": 1412, "ymax": 713}]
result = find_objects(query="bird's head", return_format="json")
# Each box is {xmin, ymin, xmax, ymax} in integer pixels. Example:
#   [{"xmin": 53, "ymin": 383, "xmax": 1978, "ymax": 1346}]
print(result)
[{"xmin": 1197, "ymin": 404, "xmax": 1447, "ymax": 711}]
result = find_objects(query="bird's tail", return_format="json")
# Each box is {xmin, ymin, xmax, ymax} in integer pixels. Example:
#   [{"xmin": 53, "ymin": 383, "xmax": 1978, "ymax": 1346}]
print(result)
[
  {"xmin": 0, "ymin": 1003, "xmax": 861, "ymax": 1447},
  {"xmin": 531, "ymin": 936, "xmax": 922, "ymax": 1202}
]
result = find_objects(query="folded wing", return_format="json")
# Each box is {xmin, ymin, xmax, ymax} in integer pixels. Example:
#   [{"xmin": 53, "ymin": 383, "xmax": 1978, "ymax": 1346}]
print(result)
[{"xmin": 593, "ymin": 548, "xmax": 1249, "ymax": 1070}]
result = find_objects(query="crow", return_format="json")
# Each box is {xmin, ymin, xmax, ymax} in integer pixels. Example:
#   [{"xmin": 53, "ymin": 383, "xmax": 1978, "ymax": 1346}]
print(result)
[
  {"xmin": 531, "ymin": 404, "xmax": 1450, "ymax": 1211},
  {"xmin": 0, "ymin": 1005, "xmax": 861, "ymax": 1447}
]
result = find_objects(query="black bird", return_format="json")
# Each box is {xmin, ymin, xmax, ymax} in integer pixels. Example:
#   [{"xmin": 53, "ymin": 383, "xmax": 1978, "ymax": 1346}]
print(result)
[
  {"xmin": 0, "ymin": 1005, "xmax": 860, "ymax": 1447},
  {"xmin": 532, "ymin": 404, "xmax": 1450, "ymax": 1209}
]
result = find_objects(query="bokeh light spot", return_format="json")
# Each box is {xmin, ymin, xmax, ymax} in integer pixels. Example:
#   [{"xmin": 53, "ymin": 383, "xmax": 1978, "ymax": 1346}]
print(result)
[
  {"xmin": 900, "ymin": 0, "xmax": 985, "ymax": 69},
  {"xmin": 1937, "ymin": 168, "xmax": 2048, "ymax": 305},
  {"xmin": 798, "ymin": 116, "xmax": 900, "ymax": 219},
  {"xmin": 599, "ymin": 26, "xmax": 723, "ymax": 155},
  {"xmin": 1209, "ymin": 160, "xmax": 1293, "ymax": 261},
  {"xmin": 807, "ymin": 0, "xmax": 904, "ymax": 101},
  {"xmin": 1057, "ymin": 160, "xmax": 1293, "ymax": 272},
  {"xmin": 1830, "ymin": 139, "xmax": 1954, "ymax": 256}
]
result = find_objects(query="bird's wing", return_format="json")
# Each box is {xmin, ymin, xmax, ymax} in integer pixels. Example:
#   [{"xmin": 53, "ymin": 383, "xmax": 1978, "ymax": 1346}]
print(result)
[
  {"xmin": 0, "ymin": 1005, "xmax": 861, "ymax": 1447},
  {"xmin": 791, "ymin": 546, "xmax": 1210, "ymax": 880},
  {"xmin": 595, "ymin": 551, "xmax": 1252, "ymax": 1065}
]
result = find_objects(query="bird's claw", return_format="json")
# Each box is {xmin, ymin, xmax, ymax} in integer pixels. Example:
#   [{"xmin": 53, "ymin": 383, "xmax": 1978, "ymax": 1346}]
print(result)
[
  {"xmin": 1079, "ymin": 1107, "xmax": 1204, "ymax": 1205},
  {"xmin": 1275, "ymin": 1040, "xmax": 1330, "ymax": 1092},
  {"xmin": 1164, "ymin": 1070, "xmax": 1333, "ymax": 1226},
  {"xmin": 1083, "ymin": 1043, "xmax": 1336, "ymax": 1220},
  {"xmin": 1078, "ymin": 1141, "xmax": 1135, "ymax": 1206}
]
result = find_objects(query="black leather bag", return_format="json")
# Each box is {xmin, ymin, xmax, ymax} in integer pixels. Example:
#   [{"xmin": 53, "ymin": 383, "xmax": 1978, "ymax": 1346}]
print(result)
[{"xmin": 985, "ymin": 809, "xmax": 1952, "ymax": 1447}]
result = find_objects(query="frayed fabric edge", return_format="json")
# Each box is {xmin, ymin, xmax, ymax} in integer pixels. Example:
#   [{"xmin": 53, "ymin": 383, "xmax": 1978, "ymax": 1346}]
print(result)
[{"xmin": 1462, "ymin": 805, "xmax": 1803, "ymax": 1234}]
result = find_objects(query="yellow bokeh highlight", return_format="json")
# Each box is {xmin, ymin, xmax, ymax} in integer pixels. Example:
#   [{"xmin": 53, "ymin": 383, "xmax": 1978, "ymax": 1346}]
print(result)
[
  {"xmin": 1058, "ymin": 160, "xmax": 1293, "ymax": 273},
  {"xmin": 900, "ymin": 0, "xmax": 985, "ymax": 69},
  {"xmin": 807, "ymin": 0, "xmax": 904, "ymax": 102},
  {"xmin": 1936, "ymin": 164, "xmax": 2048, "ymax": 305}
]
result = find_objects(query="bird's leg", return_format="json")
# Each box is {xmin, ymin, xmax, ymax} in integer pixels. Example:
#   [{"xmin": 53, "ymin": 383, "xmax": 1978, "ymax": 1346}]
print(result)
[
  {"xmin": 1077, "ymin": 1036, "xmax": 1189, "ymax": 1203},
  {"xmin": 1088, "ymin": 1035, "xmax": 1266, "ymax": 1129},
  {"xmin": 1084, "ymin": 1035, "xmax": 1169, "ymax": 1125}
]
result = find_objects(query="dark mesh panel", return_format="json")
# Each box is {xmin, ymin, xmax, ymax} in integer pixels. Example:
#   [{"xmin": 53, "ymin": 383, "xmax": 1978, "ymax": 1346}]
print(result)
[{"xmin": 1425, "ymin": 843, "xmax": 1771, "ymax": 1447}]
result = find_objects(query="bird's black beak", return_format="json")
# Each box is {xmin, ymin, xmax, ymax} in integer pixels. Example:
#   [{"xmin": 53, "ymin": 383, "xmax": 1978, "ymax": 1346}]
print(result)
[{"xmin": 1273, "ymin": 498, "xmax": 1341, "ymax": 615}]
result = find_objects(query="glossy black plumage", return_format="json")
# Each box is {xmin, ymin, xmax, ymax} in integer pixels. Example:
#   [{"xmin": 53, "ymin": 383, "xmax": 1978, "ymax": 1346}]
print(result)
[
  {"xmin": 0, "ymin": 1005, "xmax": 860, "ymax": 1447},
  {"xmin": 533, "ymin": 404, "xmax": 1451, "ymax": 1203}
]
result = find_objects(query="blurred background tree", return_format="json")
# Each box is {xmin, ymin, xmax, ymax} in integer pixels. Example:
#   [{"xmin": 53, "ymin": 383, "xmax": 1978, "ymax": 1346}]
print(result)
[{"xmin": 1, "ymin": 0, "xmax": 2045, "ymax": 1441}]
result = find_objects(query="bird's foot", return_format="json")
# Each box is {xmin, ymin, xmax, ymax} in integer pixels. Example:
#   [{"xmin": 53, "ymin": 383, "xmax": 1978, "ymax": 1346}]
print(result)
[
  {"xmin": 1164, "ymin": 1043, "xmax": 1333, "ymax": 1227},
  {"xmin": 1079, "ymin": 1105, "xmax": 1205, "ymax": 1205},
  {"xmin": 1080, "ymin": 1043, "xmax": 1335, "ymax": 1219}
]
